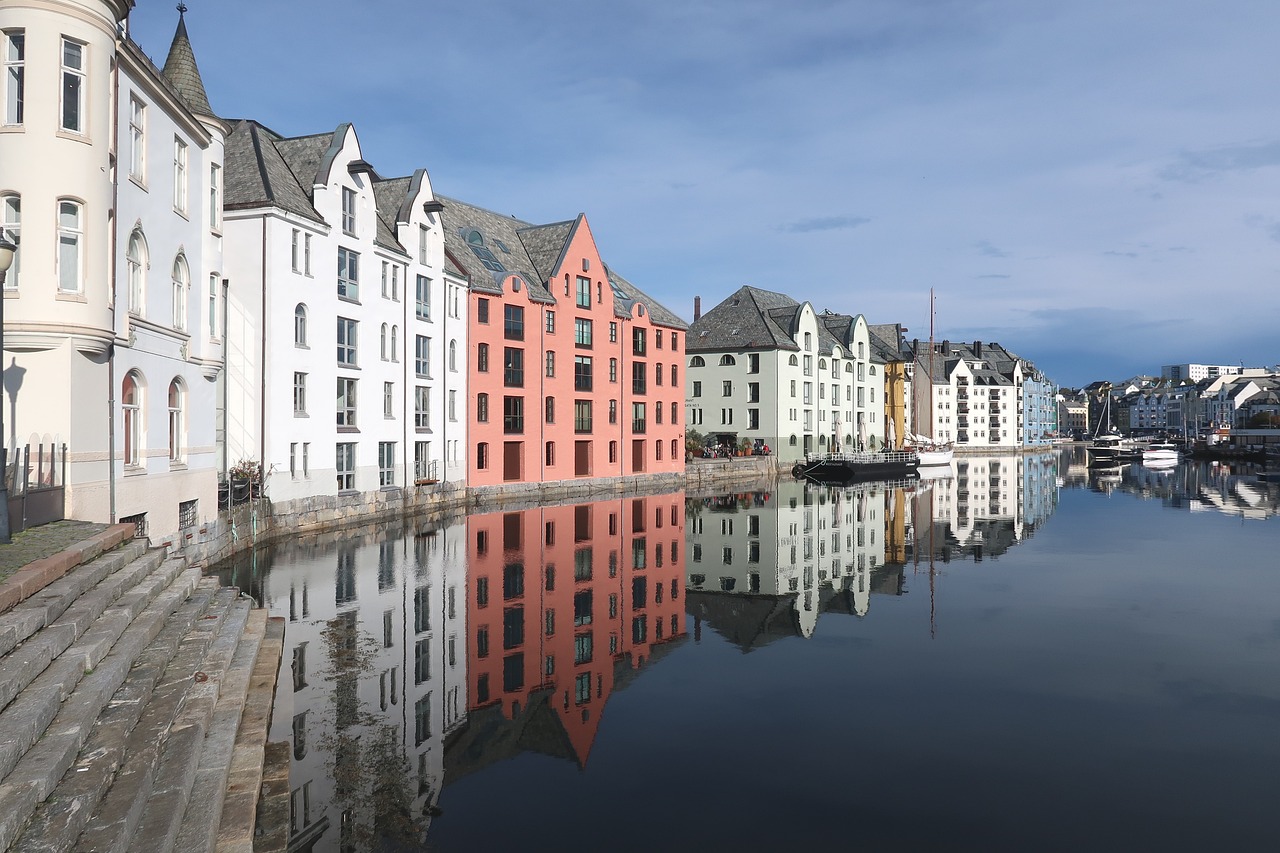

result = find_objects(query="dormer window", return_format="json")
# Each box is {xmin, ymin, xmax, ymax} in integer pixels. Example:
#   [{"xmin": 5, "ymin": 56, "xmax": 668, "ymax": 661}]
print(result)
[
  {"xmin": 465, "ymin": 230, "xmax": 505, "ymax": 272},
  {"xmin": 341, "ymin": 187, "xmax": 356, "ymax": 236}
]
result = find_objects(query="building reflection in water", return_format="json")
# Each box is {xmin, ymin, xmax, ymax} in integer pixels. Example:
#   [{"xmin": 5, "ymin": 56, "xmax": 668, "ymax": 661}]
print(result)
[
  {"xmin": 448, "ymin": 494, "xmax": 688, "ymax": 775},
  {"xmin": 215, "ymin": 492, "xmax": 687, "ymax": 852},
  {"xmin": 685, "ymin": 452, "xmax": 1064, "ymax": 646}
]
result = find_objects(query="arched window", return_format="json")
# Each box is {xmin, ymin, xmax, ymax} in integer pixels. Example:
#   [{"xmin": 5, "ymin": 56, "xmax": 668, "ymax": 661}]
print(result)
[
  {"xmin": 171, "ymin": 254, "xmax": 189, "ymax": 330},
  {"xmin": 789, "ymin": 435, "xmax": 798, "ymax": 447},
  {"xmin": 671, "ymin": 439, "xmax": 679, "ymax": 459},
  {"xmin": 819, "ymin": 358, "xmax": 827, "ymax": 371},
  {"xmin": 122, "ymin": 371, "xmax": 143, "ymax": 465},
  {"xmin": 689, "ymin": 356, "xmax": 705, "ymax": 367},
  {"xmin": 788, "ymin": 355, "xmax": 799, "ymax": 367},
  {"xmin": 449, "ymin": 339, "xmax": 457, "ymax": 372},
  {"xmin": 294, "ymin": 304, "xmax": 308, "ymax": 346},
  {"xmin": 380, "ymin": 323, "xmax": 388, "ymax": 360},
  {"xmin": 57, "ymin": 199, "xmax": 83, "ymax": 293},
  {"xmin": 390, "ymin": 325, "xmax": 398, "ymax": 362},
  {"xmin": 168, "ymin": 379, "xmax": 184, "ymax": 462},
  {"xmin": 1, "ymin": 195, "xmax": 20, "ymax": 290},
  {"xmin": 126, "ymin": 229, "xmax": 147, "ymax": 315},
  {"xmin": 718, "ymin": 354, "xmax": 736, "ymax": 366}
]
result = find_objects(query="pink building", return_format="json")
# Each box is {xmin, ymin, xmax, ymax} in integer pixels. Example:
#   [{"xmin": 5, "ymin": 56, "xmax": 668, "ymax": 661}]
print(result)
[{"xmin": 440, "ymin": 199, "xmax": 686, "ymax": 487}]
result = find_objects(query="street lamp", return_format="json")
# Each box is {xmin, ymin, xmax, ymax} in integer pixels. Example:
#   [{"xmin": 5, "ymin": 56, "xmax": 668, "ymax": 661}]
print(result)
[{"xmin": 0, "ymin": 229, "xmax": 15, "ymax": 543}]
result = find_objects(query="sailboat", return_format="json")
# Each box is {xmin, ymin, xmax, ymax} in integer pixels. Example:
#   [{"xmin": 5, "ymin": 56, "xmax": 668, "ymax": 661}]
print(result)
[{"xmin": 909, "ymin": 289, "xmax": 955, "ymax": 467}]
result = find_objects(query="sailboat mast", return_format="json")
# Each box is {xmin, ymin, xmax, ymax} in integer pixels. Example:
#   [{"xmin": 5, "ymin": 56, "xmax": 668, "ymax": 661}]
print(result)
[{"xmin": 928, "ymin": 288, "xmax": 935, "ymax": 441}]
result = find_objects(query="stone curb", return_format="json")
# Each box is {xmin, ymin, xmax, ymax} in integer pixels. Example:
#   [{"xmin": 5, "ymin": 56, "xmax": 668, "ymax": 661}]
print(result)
[{"xmin": 0, "ymin": 524, "xmax": 136, "ymax": 617}]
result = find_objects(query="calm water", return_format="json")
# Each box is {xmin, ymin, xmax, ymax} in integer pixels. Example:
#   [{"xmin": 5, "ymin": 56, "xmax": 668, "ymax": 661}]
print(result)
[{"xmin": 214, "ymin": 451, "xmax": 1280, "ymax": 852}]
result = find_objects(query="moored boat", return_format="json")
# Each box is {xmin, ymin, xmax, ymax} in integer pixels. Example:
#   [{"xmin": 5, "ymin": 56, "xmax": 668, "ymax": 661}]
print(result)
[
  {"xmin": 1142, "ymin": 441, "xmax": 1179, "ymax": 465},
  {"xmin": 793, "ymin": 450, "xmax": 920, "ymax": 484}
]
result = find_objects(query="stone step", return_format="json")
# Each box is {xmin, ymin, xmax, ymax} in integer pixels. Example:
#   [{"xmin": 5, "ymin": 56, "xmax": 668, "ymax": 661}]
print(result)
[
  {"xmin": 251, "ymin": 740, "xmax": 291, "ymax": 853},
  {"xmin": 0, "ymin": 546, "xmax": 168, "ymax": 713},
  {"xmin": 15, "ymin": 578, "xmax": 226, "ymax": 853},
  {"xmin": 0, "ymin": 524, "xmax": 137, "ymax": 617},
  {"xmin": 0, "ymin": 539, "xmax": 149, "ymax": 659},
  {"xmin": 172, "ymin": 608, "xmax": 270, "ymax": 853},
  {"xmin": 0, "ymin": 562, "xmax": 201, "ymax": 851},
  {"xmin": 70, "ymin": 590, "xmax": 250, "ymax": 853},
  {"xmin": 0, "ymin": 552, "xmax": 186, "ymax": 785},
  {"xmin": 215, "ymin": 615, "xmax": 286, "ymax": 853},
  {"xmin": 121, "ymin": 602, "xmax": 261, "ymax": 853}
]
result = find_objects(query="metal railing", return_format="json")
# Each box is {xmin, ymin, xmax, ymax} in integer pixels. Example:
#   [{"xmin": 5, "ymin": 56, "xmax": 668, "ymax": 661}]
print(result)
[{"xmin": 4, "ymin": 442, "xmax": 68, "ymax": 534}]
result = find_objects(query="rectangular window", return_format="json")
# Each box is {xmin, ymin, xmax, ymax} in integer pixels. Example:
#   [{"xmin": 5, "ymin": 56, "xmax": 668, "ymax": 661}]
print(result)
[
  {"xmin": 477, "ymin": 342, "xmax": 489, "ymax": 373},
  {"xmin": 2, "ymin": 194, "xmax": 19, "ymax": 290},
  {"xmin": 60, "ymin": 38, "xmax": 84, "ymax": 134},
  {"xmin": 415, "ymin": 386, "xmax": 430, "ymax": 429},
  {"xmin": 504, "ymin": 304, "xmax": 523, "ymax": 340},
  {"xmin": 632, "ymin": 402, "xmax": 646, "ymax": 434},
  {"xmin": 209, "ymin": 163, "xmax": 221, "ymax": 229},
  {"xmin": 303, "ymin": 233, "xmax": 311, "ymax": 275},
  {"xmin": 545, "ymin": 396, "xmax": 555, "ymax": 424},
  {"xmin": 633, "ymin": 362, "xmax": 647, "ymax": 395},
  {"xmin": 575, "ymin": 317, "xmax": 592, "ymax": 348},
  {"xmin": 384, "ymin": 381, "xmax": 394, "ymax": 418},
  {"xmin": 632, "ymin": 328, "xmax": 646, "ymax": 356},
  {"xmin": 419, "ymin": 224, "xmax": 429, "ymax": 265},
  {"xmin": 545, "ymin": 310, "xmax": 556, "ymax": 334},
  {"xmin": 338, "ymin": 247, "xmax": 359, "ymax": 300},
  {"xmin": 337, "ymin": 378, "xmax": 357, "ymax": 427},
  {"xmin": 341, "ymin": 186, "xmax": 356, "ymax": 235},
  {"xmin": 545, "ymin": 351, "xmax": 556, "ymax": 378},
  {"xmin": 609, "ymin": 322, "xmax": 617, "ymax": 343},
  {"xmin": 378, "ymin": 442, "xmax": 395, "ymax": 486},
  {"xmin": 477, "ymin": 393, "xmax": 489, "ymax": 423},
  {"xmin": 208, "ymin": 274, "xmax": 218, "ymax": 338},
  {"xmin": 574, "ymin": 356, "xmax": 593, "ymax": 392},
  {"xmin": 415, "ymin": 335, "xmax": 431, "ymax": 377},
  {"xmin": 477, "ymin": 298, "xmax": 490, "ymax": 324},
  {"xmin": 476, "ymin": 441, "xmax": 489, "ymax": 469},
  {"xmin": 173, "ymin": 137, "xmax": 188, "ymax": 212},
  {"xmin": 337, "ymin": 318, "xmax": 357, "ymax": 365},
  {"xmin": 3, "ymin": 30, "xmax": 23, "ymax": 126},
  {"xmin": 504, "ymin": 348, "xmax": 524, "ymax": 387},
  {"xmin": 335, "ymin": 443, "xmax": 355, "ymax": 491},
  {"xmin": 57, "ymin": 200, "xmax": 82, "ymax": 293},
  {"xmin": 609, "ymin": 399, "xmax": 617, "ymax": 424},
  {"xmin": 293, "ymin": 372, "xmax": 307, "ymax": 415},
  {"xmin": 416, "ymin": 275, "xmax": 431, "ymax": 320},
  {"xmin": 576, "ymin": 276, "xmax": 591, "ymax": 308},
  {"xmin": 575, "ymin": 400, "xmax": 592, "ymax": 433},
  {"xmin": 127, "ymin": 95, "xmax": 144, "ymax": 178},
  {"xmin": 414, "ymin": 441, "xmax": 430, "ymax": 481},
  {"xmin": 449, "ymin": 390, "xmax": 457, "ymax": 421},
  {"xmin": 692, "ymin": 381, "xmax": 701, "ymax": 398},
  {"xmin": 504, "ymin": 396, "xmax": 524, "ymax": 434}
]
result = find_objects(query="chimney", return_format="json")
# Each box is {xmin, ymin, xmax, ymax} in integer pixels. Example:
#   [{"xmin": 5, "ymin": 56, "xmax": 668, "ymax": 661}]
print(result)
[
  {"xmin": 912, "ymin": 338, "xmax": 920, "ymax": 357},
  {"xmin": 942, "ymin": 339, "xmax": 950, "ymax": 355},
  {"xmin": 693, "ymin": 296, "xmax": 702, "ymax": 323},
  {"xmin": 973, "ymin": 340, "xmax": 983, "ymax": 357}
]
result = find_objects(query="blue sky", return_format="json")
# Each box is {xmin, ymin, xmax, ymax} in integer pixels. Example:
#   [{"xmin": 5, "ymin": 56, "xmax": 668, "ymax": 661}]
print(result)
[{"xmin": 131, "ymin": 1, "xmax": 1280, "ymax": 387}]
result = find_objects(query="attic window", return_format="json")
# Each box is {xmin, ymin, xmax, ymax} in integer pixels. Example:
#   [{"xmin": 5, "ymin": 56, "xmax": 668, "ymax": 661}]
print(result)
[
  {"xmin": 699, "ymin": 331, "xmax": 709, "ymax": 337},
  {"xmin": 494, "ymin": 240, "xmax": 511, "ymax": 254},
  {"xmin": 730, "ymin": 328, "xmax": 740, "ymax": 335},
  {"xmin": 465, "ymin": 230, "xmax": 505, "ymax": 272}
]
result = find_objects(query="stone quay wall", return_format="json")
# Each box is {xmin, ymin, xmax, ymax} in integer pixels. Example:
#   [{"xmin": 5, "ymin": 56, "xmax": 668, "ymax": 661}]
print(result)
[{"xmin": 176, "ymin": 458, "xmax": 780, "ymax": 569}]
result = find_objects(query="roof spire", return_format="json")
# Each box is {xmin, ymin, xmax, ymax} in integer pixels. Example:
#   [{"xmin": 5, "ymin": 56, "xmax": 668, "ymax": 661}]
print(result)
[{"xmin": 162, "ymin": 4, "xmax": 214, "ymax": 117}]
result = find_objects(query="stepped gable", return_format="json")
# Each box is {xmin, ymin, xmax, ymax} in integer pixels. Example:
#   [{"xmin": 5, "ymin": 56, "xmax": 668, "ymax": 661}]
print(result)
[
  {"xmin": 223, "ymin": 121, "xmax": 324, "ymax": 223},
  {"xmin": 437, "ymin": 196, "xmax": 554, "ymax": 299},
  {"xmin": 688, "ymin": 285, "xmax": 801, "ymax": 352},
  {"xmin": 160, "ymin": 7, "xmax": 213, "ymax": 117}
]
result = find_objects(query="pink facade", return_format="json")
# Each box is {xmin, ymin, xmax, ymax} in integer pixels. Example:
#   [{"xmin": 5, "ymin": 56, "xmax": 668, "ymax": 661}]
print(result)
[{"xmin": 449, "ymin": 209, "xmax": 685, "ymax": 487}]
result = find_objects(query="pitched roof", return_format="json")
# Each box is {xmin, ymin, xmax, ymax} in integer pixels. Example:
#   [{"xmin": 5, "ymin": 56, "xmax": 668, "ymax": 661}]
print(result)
[
  {"xmin": 604, "ymin": 267, "xmax": 688, "ymax": 329},
  {"xmin": 687, "ymin": 286, "xmax": 803, "ymax": 352},
  {"xmin": 518, "ymin": 219, "xmax": 576, "ymax": 282},
  {"xmin": 161, "ymin": 10, "xmax": 213, "ymax": 117},
  {"xmin": 223, "ymin": 120, "xmax": 323, "ymax": 224}
]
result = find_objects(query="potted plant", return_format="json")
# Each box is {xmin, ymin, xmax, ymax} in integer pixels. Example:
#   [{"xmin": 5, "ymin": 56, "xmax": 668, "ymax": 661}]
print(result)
[
  {"xmin": 738, "ymin": 437, "xmax": 752, "ymax": 457},
  {"xmin": 230, "ymin": 459, "xmax": 263, "ymax": 503}
]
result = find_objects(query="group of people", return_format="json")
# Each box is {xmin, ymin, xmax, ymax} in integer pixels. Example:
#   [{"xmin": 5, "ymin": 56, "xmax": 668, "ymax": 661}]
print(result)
[{"xmin": 699, "ymin": 441, "xmax": 771, "ymax": 458}]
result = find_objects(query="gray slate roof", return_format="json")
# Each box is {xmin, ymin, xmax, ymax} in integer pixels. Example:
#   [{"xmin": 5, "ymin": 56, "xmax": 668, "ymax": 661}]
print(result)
[
  {"xmin": 688, "ymin": 286, "xmax": 803, "ymax": 353},
  {"xmin": 161, "ymin": 11, "xmax": 213, "ymax": 117},
  {"xmin": 223, "ymin": 120, "xmax": 324, "ymax": 224}
]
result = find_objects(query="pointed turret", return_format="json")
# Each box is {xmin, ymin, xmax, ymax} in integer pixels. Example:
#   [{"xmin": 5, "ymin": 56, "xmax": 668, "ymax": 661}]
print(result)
[{"xmin": 162, "ymin": 4, "xmax": 214, "ymax": 117}]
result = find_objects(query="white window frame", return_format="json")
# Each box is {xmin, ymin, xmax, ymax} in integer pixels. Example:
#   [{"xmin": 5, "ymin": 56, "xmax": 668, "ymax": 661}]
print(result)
[
  {"xmin": 294, "ymin": 303, "xmax": 308, "ymax": 347},
  {"xmin": 168, "ymin": 380, "xmax": 184, "ymax": 463},
  {"xmin": 341, "ymin": 186, "xmax": 356, "ymax": 236},
  {"xmin": 415, "ymin": 386, "xmax": 430, "ymax": 429},
  {"xmin": 128, "ymin": 96, "xmax": 145, "ymax": 179},
  {"xmin": 0, "ymin": 194, "xmax": 18, "ymax": 289},
  {"xmin": 416, "ymin": 275, "xmax": 431, "ymax": 320},
  {"xmin": 337, "ymin": 317, "xmax": 357, "ymax": 365},
  {"xmin": 293, "ymin": 372, "xmax": 307, "ymax": 415},
  {"xmin": 171, "ymin": 254, "xmax": 188, "ymax": 330},
  {"xmin": 209, "ymin": 163, "xmax": 221, "ymax": 230},
  {"xmin": 338, "ymin": 246, "xmax": 359, "ymax": 300},
  {"xmin": 60, "ymin": 38, "xmax": 84, "ymax": 134},
  {"xmin": 337, "ymin": 377, "xmax": 357, "ymax": 427},
  {"xmin": 378, "ymin": 442, "xmax": 395, "ymax": 486},
  {"xmin": 335, "ymin": 443, "xmax": 355, "ymax": 491},
  {"xmin": 173, "ymin": 136, "xmax": 188, "ymax": 213},
  {"xmin": 56, "ymin": 199, "xmax": 83, "ymax": 293},
  {"xmin": 3, "ymin": 29, "xmax": 24, "ymax": 127}
]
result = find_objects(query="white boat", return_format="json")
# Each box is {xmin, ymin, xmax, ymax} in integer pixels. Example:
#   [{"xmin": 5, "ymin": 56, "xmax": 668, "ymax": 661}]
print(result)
[
  {"xmin": 906, "ymin": 289, "xmax": 954, "ymax": 468},
  {"xmin": 907, "ymin": 434, "xmax": 954, "ymax": 466},
  {"xmin": 1142, "ymin": 441, "xmax": 1179, "ymax": 465}
]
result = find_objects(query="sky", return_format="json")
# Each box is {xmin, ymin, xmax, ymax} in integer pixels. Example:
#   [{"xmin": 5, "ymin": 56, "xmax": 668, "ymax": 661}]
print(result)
[{"xmin": 129, "ymin": 0, "xmax": 1280, "ymax": 388}]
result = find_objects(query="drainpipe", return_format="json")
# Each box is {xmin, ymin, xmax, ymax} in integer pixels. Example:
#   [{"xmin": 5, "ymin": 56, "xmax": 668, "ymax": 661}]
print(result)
[
  {"xmin": 107, "ymin": 46, "xmax": 122, "ymax": 523},
  {"xmin": 222, "ymin": 277, "xmax": 229, "ymax": 499},
  {"xmin": 259, "ymin": 219, "xmax": 267, "ymax": 476}
]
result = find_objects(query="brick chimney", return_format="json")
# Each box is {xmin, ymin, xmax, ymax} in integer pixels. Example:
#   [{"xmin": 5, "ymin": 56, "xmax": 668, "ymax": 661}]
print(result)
[{"xmin": 693, "ymin": 296, "xmax": 701, "ymax": 322}]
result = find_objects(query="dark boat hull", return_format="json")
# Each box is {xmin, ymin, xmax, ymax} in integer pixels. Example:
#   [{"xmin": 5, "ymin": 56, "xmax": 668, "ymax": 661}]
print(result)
[{"xmin": 793, "ymin": 451, "xmax": 919, "ymax": 484}]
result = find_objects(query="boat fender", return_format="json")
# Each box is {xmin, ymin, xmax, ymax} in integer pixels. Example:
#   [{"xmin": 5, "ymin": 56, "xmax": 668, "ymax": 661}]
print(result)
[{"xmin": 792, "ymin": 463, "xmax": 803, "ymax": 478}]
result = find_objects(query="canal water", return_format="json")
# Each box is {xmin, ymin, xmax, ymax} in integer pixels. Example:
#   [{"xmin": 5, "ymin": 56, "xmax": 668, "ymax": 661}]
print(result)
[{"xmin": 213, "ymin": 450, "xmax": 1280, "ymax": 852}]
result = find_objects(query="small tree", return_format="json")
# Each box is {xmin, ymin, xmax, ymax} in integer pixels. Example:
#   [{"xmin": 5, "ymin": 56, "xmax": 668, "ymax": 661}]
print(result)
[{"xmin": 685, "ymin": 428, "xmax": 706, "ymax": 459}]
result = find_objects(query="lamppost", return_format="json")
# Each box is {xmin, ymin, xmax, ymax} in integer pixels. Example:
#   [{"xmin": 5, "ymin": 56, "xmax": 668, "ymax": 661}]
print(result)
[{"xmin": 0, "ymin": 229, "xmax": 16, "ymax": 543}]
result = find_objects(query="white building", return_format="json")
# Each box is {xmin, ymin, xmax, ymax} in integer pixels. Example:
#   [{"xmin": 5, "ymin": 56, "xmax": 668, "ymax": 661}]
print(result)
[
  {"xmin": 222, "ymin": 119, "xmax": 467, "ymax": 506},
  {"xmin": 0, "ymin": 1, "xmax": 225, "ymax": 541},
  {"xmin": 686, "ymin": 287, "xmax": 884, "ymax": 462},
  {"xmin": 909, "ymin": 340, "xmax": 1025, "ymax": 449}
]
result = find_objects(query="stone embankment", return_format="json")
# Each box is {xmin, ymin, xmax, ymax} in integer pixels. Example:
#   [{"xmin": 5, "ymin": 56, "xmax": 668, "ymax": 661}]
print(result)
[{"xmin": 0, "ymin": 524, "xmax": 284, "ymax": 853}]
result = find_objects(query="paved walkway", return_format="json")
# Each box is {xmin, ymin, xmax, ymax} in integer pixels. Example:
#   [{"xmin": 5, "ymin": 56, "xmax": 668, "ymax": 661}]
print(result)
[{"xmin": 0, "ymin": 520, "xmax": 109, "ymax": 583}]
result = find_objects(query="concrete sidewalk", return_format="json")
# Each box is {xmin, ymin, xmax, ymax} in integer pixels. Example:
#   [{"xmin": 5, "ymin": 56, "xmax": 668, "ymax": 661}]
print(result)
[{"xmin": 0, "ymin": 520, "xmax": 111, "ymax": 583}]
